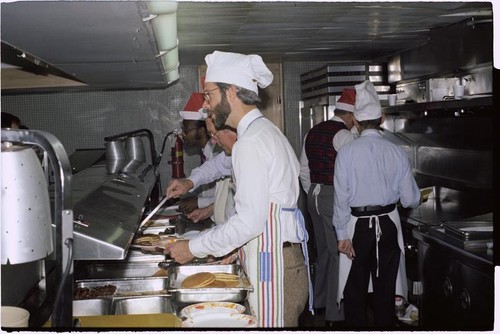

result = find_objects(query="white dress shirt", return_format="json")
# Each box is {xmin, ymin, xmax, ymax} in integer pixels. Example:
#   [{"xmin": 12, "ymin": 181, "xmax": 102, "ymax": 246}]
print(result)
[
  {"xmin": 189, "ymin": 152, "xmax": 232, "ymax": 187},
  {"xmin": 189, "ymin": 109, "xmax": 302, "ymax": 257},
  {"xmin": 333, "ymin": 129, "xmax": 421, "ymax": 240},
  {"xmin": 195, "ymin": 141, "xmax": 220, "ymax": 208}
]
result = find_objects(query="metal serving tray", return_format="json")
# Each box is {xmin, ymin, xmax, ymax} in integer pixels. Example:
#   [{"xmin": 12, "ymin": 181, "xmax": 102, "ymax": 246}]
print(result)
[
  {"xmin": 73, "ymin": 299, "xmax": 112, "ymax": 316},
  {"xmin": 73, "ymin": 296, "xmax": 175, "ymax": 316},
  {"xmin": 75, "ymin": 277, "xmax": 169, "ymax": 299},
  {"xmin": 167, "ymin": 264, "xmax": 253, "ymax": 303},
  {"xmin": 75, "ymin": 261, "xmax": 169, "ymax": 280},
  {"xmin": 140, "ymin": 218, "xmax": 177, "ymax": 235},
  {"xmin": 443, "ymin": 221, "xmax": 493, "ymax": 241},
  {"xmin": 113, "ymin": 296, "xmax": 174, "ymax": 315},
  {"xmin": 125, "ymin": 249, "xmax": 168, "ymax": 262}
]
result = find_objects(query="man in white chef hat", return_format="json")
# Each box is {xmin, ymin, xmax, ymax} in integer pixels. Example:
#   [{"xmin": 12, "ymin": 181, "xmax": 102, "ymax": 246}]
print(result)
[
  {"xmin": 177, "ymin": 92, "xmax": 219, "ymax": 215},
  {"xmin": 332, "ymin": 80, "xmax": 421, "ymax": 328},
  {"xmin": 166, "ymin": 51, "xmax": 312, "ymax": 327}
]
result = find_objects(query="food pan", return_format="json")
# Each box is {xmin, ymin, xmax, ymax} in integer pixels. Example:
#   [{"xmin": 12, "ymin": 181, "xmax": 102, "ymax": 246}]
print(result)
[
  {"xmin": 113, "ymin": 296, "xmax": 174, "ymax": 315},
  {"xmin": 74, "ymin": 277, "xmax": 169, "ymax": 299},
  {"xmin": 73, "ymin": 299, "xmax": 111, "ymax": 316},
  {"xmin": 75, "ymin": 261, "xmax": 170, "ymax": 280},
  {"xmin": 443, "ymin": 221, "xmax": 493, "ymax": 241},
  {"xmin": 140, "ymin": 218, "xmax": 177, "ymax": 235},
  {"xmin": 125, "ymin": 249, "xmax": 168, "ymax": 262},
  {"xmin": 167, "ymin": 264, "xmax": 253, "ymax": 303}
]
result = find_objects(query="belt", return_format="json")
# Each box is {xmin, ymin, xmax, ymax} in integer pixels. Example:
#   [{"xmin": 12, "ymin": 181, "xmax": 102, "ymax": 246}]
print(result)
[
  {"xmin": 283, "ymin": 241, "xmax": 299, "ymax": 248},
  {"xmin": 350, "ymin": 203, "xmax": 396, "ymax": 216}
]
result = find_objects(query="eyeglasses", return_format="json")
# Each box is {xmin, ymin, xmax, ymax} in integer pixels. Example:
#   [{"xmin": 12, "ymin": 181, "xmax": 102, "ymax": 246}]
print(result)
[
  {"xmin": 182, "ymin": 127, "xmax": 198, "ymax": 135},
  {"xmin": 203, "ymin": 87, "xmax": 220, "ymax": 102}
]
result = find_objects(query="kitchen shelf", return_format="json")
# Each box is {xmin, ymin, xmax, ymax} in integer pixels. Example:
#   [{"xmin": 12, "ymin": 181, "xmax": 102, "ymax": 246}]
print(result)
[{"xmin": 382, "ymin": 95, "xmax": 492, "ymax": 115}]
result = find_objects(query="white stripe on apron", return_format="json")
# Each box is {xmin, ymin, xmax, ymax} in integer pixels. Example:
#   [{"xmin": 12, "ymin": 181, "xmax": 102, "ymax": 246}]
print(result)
[{"xmin": 238, "ymin": 203, "xmax": 313, "ymax": 327}]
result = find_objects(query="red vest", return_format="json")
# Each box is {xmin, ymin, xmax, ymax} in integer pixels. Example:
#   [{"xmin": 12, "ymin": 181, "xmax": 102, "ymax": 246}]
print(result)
[{"xmin": 305, "ymin": 120, "xmax": 347, "ymax": 185}]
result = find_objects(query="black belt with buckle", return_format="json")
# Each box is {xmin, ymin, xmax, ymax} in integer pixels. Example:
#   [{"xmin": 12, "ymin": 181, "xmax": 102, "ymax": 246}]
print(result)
[{"xmin": 350, "ymin": 203, "xmax": 396, "ymax": 217}]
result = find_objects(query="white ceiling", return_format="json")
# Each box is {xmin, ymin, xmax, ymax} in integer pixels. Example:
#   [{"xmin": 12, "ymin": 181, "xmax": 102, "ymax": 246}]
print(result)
[{"xmin": 0, "ymin": 1, "xmax": 493, "ymax": 90}]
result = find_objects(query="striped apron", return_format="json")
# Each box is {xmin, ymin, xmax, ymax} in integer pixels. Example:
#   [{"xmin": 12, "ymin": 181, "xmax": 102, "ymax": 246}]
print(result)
[{"xmin": 238, "ymin": 203, "xmax": 313, "ymax": 327}]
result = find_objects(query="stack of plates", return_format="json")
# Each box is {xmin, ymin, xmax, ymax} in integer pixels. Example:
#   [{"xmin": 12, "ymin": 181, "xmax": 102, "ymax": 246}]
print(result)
[{"xmin": 180, "ymin": 302, "xmax": 257, "ymax": 328}]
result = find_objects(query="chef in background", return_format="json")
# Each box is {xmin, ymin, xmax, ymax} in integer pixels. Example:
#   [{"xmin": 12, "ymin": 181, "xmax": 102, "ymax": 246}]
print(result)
[
  {"xmin": 166, "ymin": 51, "xmax": 312, "ymax": 327},
  {"xmin": 333, "ymin": 80, "xmax": 421, "ymax": 328},
  {"xmin": 1, "ymin": 112, "xmax": 24, "ymax": 129},
  {"xmin": 299, "ymin": 87, "xmax": 356, "ymax": 327},
  {"xmin": 177, "ymin": 93, "xmax": 219, "ymax": 215},
  {"xmin": 186, "ymin": 116, "xmax": 236, "ymax": 225}
]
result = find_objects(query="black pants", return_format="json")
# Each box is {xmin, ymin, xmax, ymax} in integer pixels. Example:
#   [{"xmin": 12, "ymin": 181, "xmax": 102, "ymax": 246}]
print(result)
[{"xmin": 343, "ymin": 214, "xmax": 400, "ymax": 328}]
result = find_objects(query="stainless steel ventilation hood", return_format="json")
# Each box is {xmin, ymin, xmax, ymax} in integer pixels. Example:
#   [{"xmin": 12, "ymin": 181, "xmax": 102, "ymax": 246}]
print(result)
[
  {"xmin": 72, "ymin": 163, "xmax": 157, "ymax": 260},
  {"xmin": 1, "ymin": 1, "xmax": 179, "ymax": 90}
]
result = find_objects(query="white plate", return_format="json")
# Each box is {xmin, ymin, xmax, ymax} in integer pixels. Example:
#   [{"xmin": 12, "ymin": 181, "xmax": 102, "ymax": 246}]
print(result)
[
  {"xmin": 182, "ymin": 312, "xmax": 257, "ymax": 328},
  {"xmin": 148, "ymin": 218, "xmax": 174, "ymax": 226},
  {"xmin": 180, "ymin": 302, "xmax": 246, "ymax": 319}
]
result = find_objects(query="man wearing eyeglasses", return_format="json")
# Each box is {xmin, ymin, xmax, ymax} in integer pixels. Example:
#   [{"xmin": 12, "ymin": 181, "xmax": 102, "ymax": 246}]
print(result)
[
  {"xmin": 166, "ymin": 51, "xmax": 312, "ymax": 327},
  {"xmin": 185, "ymin": 117, "xmax": 237, "ymax": 225},
  {"xmin": 176, "ymin": 93, "xmax": 221, "ymax": 216}
]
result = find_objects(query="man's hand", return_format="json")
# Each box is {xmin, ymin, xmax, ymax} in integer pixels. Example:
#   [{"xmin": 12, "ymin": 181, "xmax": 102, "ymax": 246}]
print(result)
[
  {"xmin": 164, "ymin": 240, "xmax": 195, "ymax": 264},
  {"xmin": 178, "ymin": 197, "xmax": 199, "ymax": 214},
  {"xmin": 187, "ymin": 204, "xmax": 214, "ymax": 222},
  {"xmin": 338, "ymin": 239, "xmax": 355, "ymax": 260},
  {"xmin": 165, "ymin": 179, "xmax": 194, "ymax": 199}
]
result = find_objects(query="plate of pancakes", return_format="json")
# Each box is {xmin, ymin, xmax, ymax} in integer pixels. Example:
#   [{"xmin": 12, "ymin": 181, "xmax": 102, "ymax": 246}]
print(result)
[{"xmin": 131, "ymin": 234, "xmax": 178, "ymax": 253}]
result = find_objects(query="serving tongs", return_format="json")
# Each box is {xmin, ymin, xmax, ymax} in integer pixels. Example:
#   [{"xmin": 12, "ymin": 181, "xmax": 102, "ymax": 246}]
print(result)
[{"xmin": 138, "ymin": 196, "xmax": 171, "ymax": 230}]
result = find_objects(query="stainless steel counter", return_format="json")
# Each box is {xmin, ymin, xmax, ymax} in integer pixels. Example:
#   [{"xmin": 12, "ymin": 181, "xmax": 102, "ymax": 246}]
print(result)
[{"xmin": 398, "ymin": 187, "xmax": 493, "ymax": 227}]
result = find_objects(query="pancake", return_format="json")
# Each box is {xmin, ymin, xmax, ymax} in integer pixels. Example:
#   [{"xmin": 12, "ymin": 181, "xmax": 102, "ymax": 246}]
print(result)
[
  {"xmin": 213, "ymin": 272, "xmax": 239, "ymax": 282},
  {"xmin": 152, "ymin": 268, "xmax": 169, "ymax": 277},
  {"xmin": 222, "ymin": 280, "xmax": 239, "ymax": 288},
  {"xmin": 181, "ymin": 272, "xmax": 216, "ymax": 288},
  {"xmin": 205, "ymin": 280, "xmax": 227, "ymax": 288},
  {"xmin": 134, "ymin": 234, "xmax": 160, "ymax": 245}
]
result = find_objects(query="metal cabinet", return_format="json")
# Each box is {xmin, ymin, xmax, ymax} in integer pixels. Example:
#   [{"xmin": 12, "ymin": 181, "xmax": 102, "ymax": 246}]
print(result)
[{"xmin": 416, "ymin": 230, "xmax": 494, "ymax": 330}]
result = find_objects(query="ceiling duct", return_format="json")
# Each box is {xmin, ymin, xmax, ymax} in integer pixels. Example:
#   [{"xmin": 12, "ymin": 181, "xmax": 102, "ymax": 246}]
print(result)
[
  {"xmin": 146, "ymin": 0, "xmax": 179, "ymax": 85},
  {"xmin": 1, "ymin": 1, "xmax": 179, "ymax": 90}
]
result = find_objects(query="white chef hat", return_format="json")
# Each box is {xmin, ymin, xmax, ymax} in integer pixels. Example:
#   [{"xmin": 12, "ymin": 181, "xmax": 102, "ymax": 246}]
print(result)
[
  {"xmin": 204, "ymin": 51, "xmax": 273, "ymax": 94},
  {"xmin": 179, "ymin": 93, "xmax": 208, "ymax": 120},
  {"xmin": 354, "ymin": 80, "xmax": 382, "ymax": 121}
]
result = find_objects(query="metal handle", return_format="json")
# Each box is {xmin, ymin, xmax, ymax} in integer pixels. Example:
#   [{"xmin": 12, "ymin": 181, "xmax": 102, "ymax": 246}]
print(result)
[
  {"xmin": 460, "ymin": 289, "xmax": 471, "ymax": 310},
  {"xmin": 443, "ymin": 277, "xmax": 453, "ymax": 297}
]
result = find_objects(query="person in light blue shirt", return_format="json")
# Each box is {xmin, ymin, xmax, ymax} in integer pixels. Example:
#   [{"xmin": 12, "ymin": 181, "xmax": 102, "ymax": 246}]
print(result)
[{"xmin": 333, "ymin": 80, "xmax": 421, "ymax": 328}]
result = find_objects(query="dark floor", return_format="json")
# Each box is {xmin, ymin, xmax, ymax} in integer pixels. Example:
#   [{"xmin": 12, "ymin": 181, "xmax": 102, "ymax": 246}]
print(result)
[
  {"xmin": 298, "ymin": 307, "xmax": 333, "ymax": 329},
  {"xmin": 296, "ymin": 295, "xmax": 414, "ymax": 331}
]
